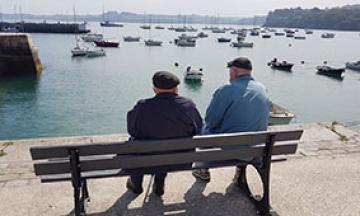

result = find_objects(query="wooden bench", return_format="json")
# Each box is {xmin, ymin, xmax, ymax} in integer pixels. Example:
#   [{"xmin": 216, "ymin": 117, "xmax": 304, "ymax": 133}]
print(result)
[{"xmin": 30, "ymin": 129, "xmax": 303, "ymax": 216}]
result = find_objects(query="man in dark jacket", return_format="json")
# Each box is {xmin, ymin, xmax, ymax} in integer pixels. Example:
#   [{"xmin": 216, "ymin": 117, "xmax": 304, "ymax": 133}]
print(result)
[{"xmin": 126, "ymin": 71, "xmax": 203, "ymax": 196}]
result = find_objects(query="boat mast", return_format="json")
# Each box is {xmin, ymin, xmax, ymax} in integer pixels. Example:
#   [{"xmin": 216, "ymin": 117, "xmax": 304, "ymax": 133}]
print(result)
[
  {"xmin": 102, "ymin": 4, "xmax": 105, "ymax": 22},
  {"xmin": 73, "ymin": 4, "xmax": 79, "ymax": 46},
  {"xmin": 13, "ymin": 5, "xmax": 17, "ymax": 23},
  {"xmin": 0, "ymin": 5, "xmax": 3, "ymax": 22},
  {"xmin": 148, "ymin": 14, "xmax": 152, "ymax": 39}
]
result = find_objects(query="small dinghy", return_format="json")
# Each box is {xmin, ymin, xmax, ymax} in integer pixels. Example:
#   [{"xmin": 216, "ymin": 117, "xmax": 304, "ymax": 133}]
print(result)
[
  {"xmin": 184, "ymin": 66, "xmax": 203, "ymax": 82},
  {"xmin": 269, "ymin": 102, "xmax": 295, "ymax": 125},
  {"xmin": 268, "ymin": 58, "xmax": 294, "ymax": 71},
  {"xmin": 316, "ymin": 65, "xmax": 345, "ymax": 78},
  {"xmin": 217, "ymin": 37, "xmax": 231, "ymax": 43},
  {"xmin": 144, "ymin": 39, "xmax": 162, "ymax": 46},
  {"xmin": 123, "ymin": 36, "xmax": 140, "ymax": 42}
]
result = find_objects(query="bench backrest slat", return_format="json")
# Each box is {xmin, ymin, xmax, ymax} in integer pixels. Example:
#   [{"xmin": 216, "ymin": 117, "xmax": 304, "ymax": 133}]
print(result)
[
  {"xmin": 34, "ymin": 143, "xmax": 297, "ymax": 175},
  {"xmin": 30, "ymin": 130, "xmax": 303, "ymax": 160}
]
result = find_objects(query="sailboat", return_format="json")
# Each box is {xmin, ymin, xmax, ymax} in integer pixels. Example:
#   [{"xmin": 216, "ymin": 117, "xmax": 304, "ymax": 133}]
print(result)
[
  {"xmin": 140, "ymin": 13, "xmax": 151, "ymax": 29},
  {"xmin": 71, "ymin": 5, "xmax": 88, "ymax": 57},
  {"xmin": 154, "ymin": 16, "xmax": 165, "ymax": 29},
  {"xmin": 144, "ymin": 15, "xmax": 162, "ymax": 46},
  {"xmin": 71, "ymin": 38, "xmax": 88, "ymax": 57},
  {"xmin": 100, "ymin": 5, "xmax": 123, "ymax": 27}
]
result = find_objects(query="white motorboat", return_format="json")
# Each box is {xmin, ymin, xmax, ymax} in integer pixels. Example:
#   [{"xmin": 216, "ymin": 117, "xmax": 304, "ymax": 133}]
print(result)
[
  {"xmin": 86, "ymin": 48, "xmax": 106, "ymax": 58},
  {"xmin": 269, "ymin": 102, "xmax": 295, "ymax": 125},
  {"xmin": 346, "ymin": 61, "xmax": 360, "ymax": 71},
  {"xmin": 321, "ymin": 33, "xmax": 335, "ymax": 38},
  {"xmin": 80, "ymin": 33, "xmax": 103, "ymax": 42},
  {"xmin": 145, "ymin": 39, "xmax": 162, "ymax": 46},
  {"xmin": 184, "ymin": 67, "xmax": 203, "ymax": 81}
]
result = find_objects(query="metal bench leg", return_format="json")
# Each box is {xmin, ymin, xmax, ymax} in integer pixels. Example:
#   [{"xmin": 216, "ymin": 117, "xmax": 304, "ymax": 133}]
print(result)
[
  {"xmin": 237, "ymin": 135, "xmax": 275, "ymax": 216},
  {"xmin": 80, "ymin": 179, "xmax": 90, "ymax": 213},
  {"xmin": 70, "ymin": 149, "xmax": 86, "ymax": 216}
]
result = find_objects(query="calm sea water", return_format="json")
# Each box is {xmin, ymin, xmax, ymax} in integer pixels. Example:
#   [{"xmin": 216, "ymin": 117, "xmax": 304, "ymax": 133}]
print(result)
[{"xmin": 1, "ymin": 23, "xmax": 360, "ymax": 140}]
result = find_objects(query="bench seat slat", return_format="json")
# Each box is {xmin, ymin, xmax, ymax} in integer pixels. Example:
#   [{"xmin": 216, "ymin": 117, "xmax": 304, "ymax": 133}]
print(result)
[
  {"xmin": 34, "ymin": 143, "xmax": 297, "ymax": 176},
  {"xmin": 31, "ymin": 130, "xmax": 303, "ymax": 160},
  {"xmin": 40, "ymin": 155, "xmax": 284, "ymax": 183}
]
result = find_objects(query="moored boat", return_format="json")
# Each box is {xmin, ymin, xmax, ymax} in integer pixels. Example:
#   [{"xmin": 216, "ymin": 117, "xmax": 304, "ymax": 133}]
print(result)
[
  {"xmin": 269, "ymin": 102, "xmax": 295, "ymax": 125},
  {"xmin": 71, "ymin": 36, "xmax": 88, "ymax": 57},
  {"xmin": 212, "ymin": 28, "xmax": 226, "ymax": 33},
  {"xmin": 145, "ymin": 39, "xmax": 162, "ymax": 46},
  {"xmin": 294, "ymin": 36, "xmax": 306, "ymax": 40},
  {"xmin": 197, "ymin": 32, "xmax": 208, "ymax": 38},
  {"xmin": 268, "ymin": 58, "xmax": 294, "ymax": 71},
  {"xmin": 80, "ymin": 33, "xmax": 103, "ymax": 42},
  {"xmin": 140, "ymin": 25, "xmax": 151, "ymax": 30},
  {"xmin": 155, "ymin": 25, "xmax": 165, "ymax": 30},
  {"xmin": 86, "ymin": 48, "xmax": 106, "ymax": 58},
  {"xmin": 316, "ymin": 65, "xmax": 345, "ymax": 78},
  {"xmin": 123, "ymin": 36, "xmax": 140, "ymax": 42},
  {"xmin": 175, "ymin": 39, "xmax": 196, "ymax": 47},
  {"xmin": 175, "ymin": 27, "xmax": 186, "ymax": 32},
  {"xmin": 100, "ymin": 21, "xmax": 123, "ymax": 27},
  {"xmin": 321, "ymin": 33, "xmax": 335, "ymax": 38},
  {"xmin": 184, "ymin": 66, "xmax": 203, "ymax": 81},
  {"xmin": 231, "ymin": 41, "xmax": 254, "ymax": 48},
  {"xmin": 217, "ymin": 37, "xmax": 231, "ymax": 43},
  {"xmin": 71, "ymin": 45, "xmax": 88, "ymax": 57},
  {"xmin": 94, "ymin": 40, "xmax": 120, "ymax": 47},
  {"xmin": 345, "ymin": 61, "xmax": 360, "ymax": 71},
  {"xmin": 275, "ymin": 32, "xmax": 285, "ymax": 36},
  {"xmin": 250, "ymin": 30, "xmax": 259, "ymax": 36}
]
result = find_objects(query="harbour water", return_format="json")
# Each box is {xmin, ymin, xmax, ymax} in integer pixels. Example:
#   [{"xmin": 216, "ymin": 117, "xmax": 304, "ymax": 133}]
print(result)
[{"xmin": 1, "ymin": 23, "xmax": 360, "ymax": 140}]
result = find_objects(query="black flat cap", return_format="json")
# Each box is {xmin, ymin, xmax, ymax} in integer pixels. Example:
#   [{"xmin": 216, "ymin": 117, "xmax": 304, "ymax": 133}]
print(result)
[
  {"xmin": 227, "ymin": 57, "xmax": 252, "ymax": 70},
  {"xmin": 153, "ymin": 71, "xmax": 180, "ymax": 89}
]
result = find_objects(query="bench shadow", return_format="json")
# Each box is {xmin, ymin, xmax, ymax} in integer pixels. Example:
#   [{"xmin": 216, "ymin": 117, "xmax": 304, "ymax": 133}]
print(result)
[{"xmin": 88, "ymin": 179, "xmax": 266, "ymax": 216}]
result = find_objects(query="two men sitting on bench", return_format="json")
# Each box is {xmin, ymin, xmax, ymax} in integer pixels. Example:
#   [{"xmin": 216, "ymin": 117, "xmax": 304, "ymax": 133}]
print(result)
[{"xmin": 126, "ymin": 57, "xmax": 270, "ymax": 196}]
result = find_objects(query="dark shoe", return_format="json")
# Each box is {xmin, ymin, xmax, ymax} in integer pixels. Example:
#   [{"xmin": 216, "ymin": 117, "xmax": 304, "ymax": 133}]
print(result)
[
  {"xmin": 192, "ymin": 169, "xmax": 211, "ymax": 182},
  {"xmin": 153, "ymin": 182, "xmax": 165, "ymax": 197},
  {"xmin": 126, "ymin": 178, "xmax": 143, "ymax": 195}
]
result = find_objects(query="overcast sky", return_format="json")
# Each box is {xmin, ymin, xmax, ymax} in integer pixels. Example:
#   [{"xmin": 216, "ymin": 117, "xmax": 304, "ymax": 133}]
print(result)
[{"xmin": 1, "ymin": 0, "xmax": 359, "ymax": 16}]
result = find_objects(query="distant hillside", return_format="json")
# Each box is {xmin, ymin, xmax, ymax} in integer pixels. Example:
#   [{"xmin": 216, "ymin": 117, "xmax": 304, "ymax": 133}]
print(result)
[
  {"xmin": 0, "ymin": 11, "xmax": 266, "ymax": 26},
  {"xmin": 264, "ymin": 4, "xmax": 360, "ymax": 31}
]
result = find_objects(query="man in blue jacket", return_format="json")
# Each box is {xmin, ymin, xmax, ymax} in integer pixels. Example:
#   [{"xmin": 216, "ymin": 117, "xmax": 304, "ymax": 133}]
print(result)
[
  {"xmin": 192, "ymin": 57, "xmax": 270, "ymax": 182},
  {"xmin": 127, "ymin": 71, "xmax": 203, "ymax": 196}
]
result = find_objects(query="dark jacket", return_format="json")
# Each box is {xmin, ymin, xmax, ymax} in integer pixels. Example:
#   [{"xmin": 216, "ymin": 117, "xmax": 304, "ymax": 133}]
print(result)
[{"xmin": 127, "ymin": 93, "xmax": 203, "ymax": 140}]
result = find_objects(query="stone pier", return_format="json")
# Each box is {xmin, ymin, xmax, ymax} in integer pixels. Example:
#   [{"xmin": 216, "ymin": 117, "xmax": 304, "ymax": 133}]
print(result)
[{"xmin": 0, "ymin": 33, "xmax": 42, "ymax": 76}]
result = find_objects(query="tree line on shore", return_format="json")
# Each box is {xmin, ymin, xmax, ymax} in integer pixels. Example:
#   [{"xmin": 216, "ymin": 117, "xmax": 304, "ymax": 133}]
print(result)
[{"xmin": 264, "ymin": 4, "xmax": 360, "ymax": 31}]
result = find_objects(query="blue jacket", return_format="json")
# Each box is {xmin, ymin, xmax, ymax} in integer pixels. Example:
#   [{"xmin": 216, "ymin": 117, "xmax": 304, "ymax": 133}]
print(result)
[{"xmin": 203, "ymin": 75, "xmax": 270, "ymax": 134}]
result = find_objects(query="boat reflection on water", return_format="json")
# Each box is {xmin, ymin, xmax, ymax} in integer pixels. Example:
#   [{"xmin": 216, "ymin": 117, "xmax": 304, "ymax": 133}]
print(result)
[{"xmin": 184, "ymin": 79, "xmax": 202, "ymax": 91}]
